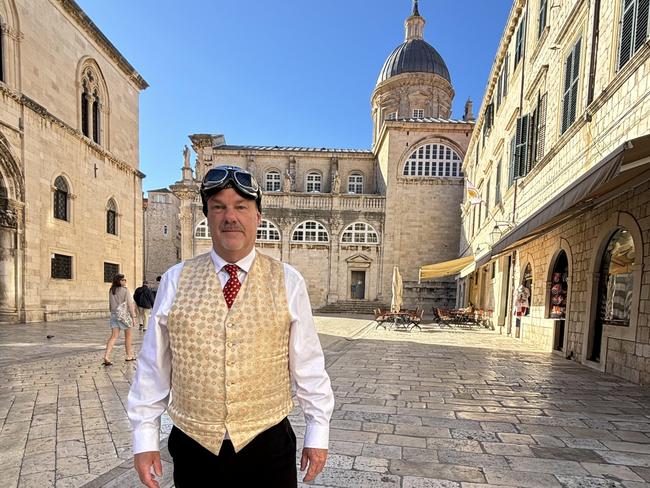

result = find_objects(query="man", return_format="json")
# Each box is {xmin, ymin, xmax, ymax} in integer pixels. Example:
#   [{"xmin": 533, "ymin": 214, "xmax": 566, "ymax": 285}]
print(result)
[
  {"xmin": 127, "ymin": 165, "xmax": 334, "ymax": 488},
  {"xmin": 132, "ymin": 281, "xmax": 155, "ymax": 331}
]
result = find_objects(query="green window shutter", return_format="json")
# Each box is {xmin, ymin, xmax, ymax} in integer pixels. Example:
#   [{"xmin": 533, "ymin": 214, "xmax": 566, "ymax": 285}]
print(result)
[
  {"xmin": 635, "ymin": 0, "xmax": 650, "ymax": 52},
  {"xmin": 537, "ymin": 93, "xmax": 547, "ymax": 161},
  {"xmin": 619, "ymin": 0, "xmax": 636, "ymax": 69}
]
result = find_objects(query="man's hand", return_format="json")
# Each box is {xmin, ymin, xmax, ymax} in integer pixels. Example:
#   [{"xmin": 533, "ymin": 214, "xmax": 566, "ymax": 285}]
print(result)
[
  {"xmin": 134, "ymin": 451, "xmax": 163, "ymax": 488},
  {"xmin": 300, "ymin": 447, "xmax": 328, "ymax": 482}
]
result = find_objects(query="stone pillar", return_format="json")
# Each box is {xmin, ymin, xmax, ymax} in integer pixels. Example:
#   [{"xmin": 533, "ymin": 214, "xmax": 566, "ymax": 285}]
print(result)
[
  {"xmin": 327, "ymin": 216, "xmax": 343, "ymax": 303},
  {"xmin": 277, "ymin": 217, "xmax": 293, "ymax": 264},
  {"xmin": 170, "ymin": 186, "xmax": 199, "ymax": 261}
]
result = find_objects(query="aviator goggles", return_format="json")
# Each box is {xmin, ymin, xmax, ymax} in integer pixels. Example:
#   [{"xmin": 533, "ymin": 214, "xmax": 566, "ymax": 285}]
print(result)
[{"xmin": 201, "ymin": 165, "xmax": 261, "ymax": 200}]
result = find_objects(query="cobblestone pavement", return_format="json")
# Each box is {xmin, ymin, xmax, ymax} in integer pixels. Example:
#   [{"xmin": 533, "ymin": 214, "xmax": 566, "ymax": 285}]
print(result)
[{"xmin": 1, "ymin": 317, "xmax": 649, "ymax": 487}]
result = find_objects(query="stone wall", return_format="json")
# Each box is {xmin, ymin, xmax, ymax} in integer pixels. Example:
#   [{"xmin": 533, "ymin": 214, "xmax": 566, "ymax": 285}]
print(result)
[
  {"xmin": 0, "ymin": 0, "xmax": 145, "ymax": 322},
  {"xmin": 144, "ymin": 191, "xmax": 180, "ymax": 283}
]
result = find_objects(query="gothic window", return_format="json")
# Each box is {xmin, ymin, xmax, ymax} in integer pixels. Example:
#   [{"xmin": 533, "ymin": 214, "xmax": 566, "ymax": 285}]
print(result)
[
  {"xmin": 256, "ymin": 219, "xmax": 281, "ymax": 241},
  {"xmin": 618, "ymin": 0, "xmax": 650, "ymax": 69},
  {"xmin": 562, "ymin": 38, "xmax": 582, "ymax": 134},
  {"xmin": 341, "ymin": 222, "xmax": 379, "ymax": 244},
  {"xmin": 265, "ymin": 170, "xmax": 282, "ymax": 191},
  {"xmin": 402, "ymin": 143, "xmax": 462, "ymax": 177},
  {"xmin": 53, "ymin": 176, "xmax": 69, "ymax": 221},
  {"xmin": 347, "ymin": 173, "xmax": 363, "ymax": 194},
  {"xmin": 80, "ymin": 65, "xmax": 106, "ymax": 145},
  {"xmin": 195, "ymin": 219, "xmax": 211, "ymax": 239},
  {"xmin": 306, "ymin": 172, "xmax": 322, "ymax": 192},
  {"xmin": 106, "ymin": 198, "xmax": 117, "ymax": 235},
  {"xmin": 596, "ymin": 228, "xmax": 635, "ymax": 326},
  {"xmin": 92, "ymin": 90, "xmax": 100, "ymax": 143},
  {"xmin": 292, "ymin": 221, "xmax": 329, "ymax": 243}
]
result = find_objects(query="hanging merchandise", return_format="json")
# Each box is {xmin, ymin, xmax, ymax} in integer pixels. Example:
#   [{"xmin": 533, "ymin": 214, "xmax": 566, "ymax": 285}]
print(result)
[{"xmin": 549, "ymin": 271, "xmax": 567, "ymax": 319}]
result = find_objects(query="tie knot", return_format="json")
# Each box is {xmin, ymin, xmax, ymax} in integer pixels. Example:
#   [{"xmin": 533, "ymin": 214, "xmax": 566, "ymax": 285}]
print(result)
[{"xmin": 223, "ymin": 264, "xmax": 239, "ymax": 278}]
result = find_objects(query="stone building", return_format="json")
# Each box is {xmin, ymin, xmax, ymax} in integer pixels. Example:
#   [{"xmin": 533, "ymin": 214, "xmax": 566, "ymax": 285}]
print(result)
[
  {"xmin": 0, "ymin": 0, "xmax": 147, "ymax": 322},
  {"xmin": 143, "ymin": 188, "xmax": 180, "ymax": 284},
  {"xmin": 461, "ymin": 0, "xmax": 650, "ymax": 384},
  {"xmin": 169, "ymin": 2, "xmax": 474, "ymax": 311}
]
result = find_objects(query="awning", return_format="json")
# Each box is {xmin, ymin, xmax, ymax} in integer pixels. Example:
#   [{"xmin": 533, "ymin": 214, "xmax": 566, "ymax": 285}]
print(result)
[
  {"xmin": 486, "ymin": 134, "xmax": 650, "ymax": 261},
  {"xmin": 419, "ymin": 256, "xmax": 475, "ymax": 281}
]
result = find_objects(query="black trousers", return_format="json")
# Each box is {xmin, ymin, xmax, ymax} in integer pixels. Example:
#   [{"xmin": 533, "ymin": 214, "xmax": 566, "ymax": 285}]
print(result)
[{"xmin": 167, "ymin": 418, "xmax": 297, "ymax": 487}]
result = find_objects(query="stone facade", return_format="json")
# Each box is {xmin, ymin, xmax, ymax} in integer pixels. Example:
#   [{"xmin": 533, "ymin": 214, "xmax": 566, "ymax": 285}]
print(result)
[
  {"xmin": 0, "ymin": 0, "xmax": 146, "ymax": 322},
  {"xmin": 143, "ymin": 189, "xmax": 180, "ymax": 285},
  {"xmin": 463, "ymin": 0, "xmax": 650, "ymax": 384},
  {"xmin": 169, "ymin": 6, "xmax": 473, "ymax": 311}
]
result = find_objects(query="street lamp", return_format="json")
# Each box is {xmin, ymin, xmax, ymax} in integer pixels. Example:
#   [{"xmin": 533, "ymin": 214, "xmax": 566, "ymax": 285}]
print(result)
[{"xmin": 490, "ymin": 221, "xmax": 514, "ymax": 244}]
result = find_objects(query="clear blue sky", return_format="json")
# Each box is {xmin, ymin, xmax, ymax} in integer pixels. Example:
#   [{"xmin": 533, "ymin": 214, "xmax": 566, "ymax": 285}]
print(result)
[{"xmin": 75, "ymin": 1, "xmax": 512, "ymax": 193}]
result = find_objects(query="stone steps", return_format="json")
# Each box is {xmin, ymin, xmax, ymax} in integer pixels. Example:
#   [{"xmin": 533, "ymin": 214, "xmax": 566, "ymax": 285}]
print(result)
[{"xmin": 317, "ymin": 300, "xmax": 388, "ymax": 315}]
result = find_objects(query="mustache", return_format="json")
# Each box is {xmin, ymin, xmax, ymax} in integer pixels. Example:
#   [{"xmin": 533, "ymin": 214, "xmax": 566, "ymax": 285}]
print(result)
[{"xmin": 220, "ymin": 224, "xmax": 244, "ymax": 232}]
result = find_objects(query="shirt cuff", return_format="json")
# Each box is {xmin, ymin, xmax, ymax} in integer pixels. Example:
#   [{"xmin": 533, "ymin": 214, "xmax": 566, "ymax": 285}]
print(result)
[
  {"xmin": 303, "ymin": 422, "xmax": 330, "ymax": 449},
  {"xmin": 132, "ymin": 427, "xmax": 160, "ymax": 454}
]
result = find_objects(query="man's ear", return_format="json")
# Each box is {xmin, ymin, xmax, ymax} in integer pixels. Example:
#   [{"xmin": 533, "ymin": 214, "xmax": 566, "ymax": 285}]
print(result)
[{"xmin": 256, "ymin": 211, "xmax": 262, "ymax": 226}]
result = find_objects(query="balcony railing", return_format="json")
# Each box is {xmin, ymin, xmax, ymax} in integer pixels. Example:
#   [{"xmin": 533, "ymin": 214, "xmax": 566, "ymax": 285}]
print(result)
[{"xmin": 263, "ymin": 192, "xmax": 385, "ymax": 211}]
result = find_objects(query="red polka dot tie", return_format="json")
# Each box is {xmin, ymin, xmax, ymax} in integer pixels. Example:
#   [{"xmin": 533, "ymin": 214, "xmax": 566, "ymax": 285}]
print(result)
[{"xmin": 222, "ymin": 264, "xmax": 241, "ymax": 309}]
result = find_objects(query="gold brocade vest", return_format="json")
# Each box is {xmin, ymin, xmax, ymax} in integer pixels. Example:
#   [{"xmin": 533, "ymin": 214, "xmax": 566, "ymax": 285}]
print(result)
[{"xmin": 167, "ymin": 252, "xmax": 293, "ymax": 454}]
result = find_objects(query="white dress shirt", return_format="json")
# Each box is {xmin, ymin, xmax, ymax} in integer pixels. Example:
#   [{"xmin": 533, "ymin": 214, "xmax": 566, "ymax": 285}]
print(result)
[{"xmin": 127, "ymin": 248, "xmax": 334, "ymax": 454}]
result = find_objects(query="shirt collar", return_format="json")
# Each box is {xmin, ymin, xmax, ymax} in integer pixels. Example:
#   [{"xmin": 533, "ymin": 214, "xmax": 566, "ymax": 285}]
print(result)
[{"xmin": 210, "ymin": 248, "xmax": 256, "ymax": 274}]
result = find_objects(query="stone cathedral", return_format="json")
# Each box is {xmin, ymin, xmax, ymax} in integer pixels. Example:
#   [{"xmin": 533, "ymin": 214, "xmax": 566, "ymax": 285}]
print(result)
[{"xmin": 166, "ymin": 3, "xmax": 474, "ymax": 311}]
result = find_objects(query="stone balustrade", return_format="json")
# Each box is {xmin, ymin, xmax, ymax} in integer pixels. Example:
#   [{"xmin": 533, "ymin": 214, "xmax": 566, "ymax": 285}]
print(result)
[{"xmin": 263, "ymin": 192, "xmax": 385, "ymax": 211}]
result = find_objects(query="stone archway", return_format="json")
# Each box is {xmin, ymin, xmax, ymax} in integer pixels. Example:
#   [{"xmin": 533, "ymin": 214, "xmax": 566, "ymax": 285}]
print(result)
[{"xmin": 0, "ymin": 136, "xmax": 24, "ymax": 323}]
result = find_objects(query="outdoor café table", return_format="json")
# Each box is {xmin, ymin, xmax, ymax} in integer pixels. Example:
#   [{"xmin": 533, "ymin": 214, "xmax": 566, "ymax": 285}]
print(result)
[{"xmin": 376, "ymin": 311, "xmax": 421, "ymax": 333}]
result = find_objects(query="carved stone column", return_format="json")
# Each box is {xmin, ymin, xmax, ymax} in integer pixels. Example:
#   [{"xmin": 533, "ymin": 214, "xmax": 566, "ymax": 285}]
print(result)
[
  {"xmin": 170, "ymin": 186, "xmax": 199, "ymax": 261},
  {"xmin": 277, "ymin": 216, "xmax": 293, "ymax": 263},
  {"xmin": 327, "ymin": 216, "xmax": 343, "ymax": 303}
]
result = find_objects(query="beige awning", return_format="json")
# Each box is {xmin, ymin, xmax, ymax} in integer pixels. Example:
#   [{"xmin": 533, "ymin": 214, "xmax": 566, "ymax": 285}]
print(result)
[{"xmin": 419, "ymin": 256, "xmax": 475, "ymax": 281}]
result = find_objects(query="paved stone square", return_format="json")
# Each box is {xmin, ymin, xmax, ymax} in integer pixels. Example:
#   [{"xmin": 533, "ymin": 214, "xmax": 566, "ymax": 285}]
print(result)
[{"xmin": 1, "ymin": 317, "xmax": 649, "ymax": 487}]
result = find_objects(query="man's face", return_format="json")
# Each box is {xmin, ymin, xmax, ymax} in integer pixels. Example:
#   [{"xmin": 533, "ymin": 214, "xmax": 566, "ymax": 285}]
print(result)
[{"xmin": 206, "ymin": 188, "xmax": 261, "ymax": 262}]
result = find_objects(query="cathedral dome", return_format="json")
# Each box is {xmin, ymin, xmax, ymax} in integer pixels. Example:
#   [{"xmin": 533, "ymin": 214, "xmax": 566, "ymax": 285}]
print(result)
[{"xmin": 377, "ymin": 38, "xmax": 450, "ymax": 85}]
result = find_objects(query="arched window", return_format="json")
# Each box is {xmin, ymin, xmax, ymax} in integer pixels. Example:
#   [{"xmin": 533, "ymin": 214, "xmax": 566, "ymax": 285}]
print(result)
[
  {"xmin": 106, "ymin": 199, "xmax": 117, "ymax": 235},
  {"xmin": 257, "ymin": 219, "xmax": 281, "ymax": 241},
  {"xmin": 53, "ymin": 176, "xmax": 69, "ymax": 221},
  {"xmin": 292, "ymin": 221, "xmax": 329, "ymax": 243},
  {"xmin": 306, "ymin": 171, "xmax": 322, "ymax": 192},
  {"xmin": 348, "ymin": 173, "xmax": 364, "ymax": 194},
  {"xmin": 403, "ymin": 143, "xmax": 462, "ymax": 177},
  {"xmin": 265, "ymin": 170, "xmax": 281, "ymax": 192},
  {"xmin": 341, "ymin": 222, "xmax": 379, "ymax": 244},
  {"xmin": 80, "ymin": 65, "xmax": 105, "ymax": 145},
  {"xmin": 597, "ymin": 228, "xmax": 635, "ymax": 326},
  {"xmin": 195, "ymin": 219, "xmax": 211, "ymax": 239}
]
